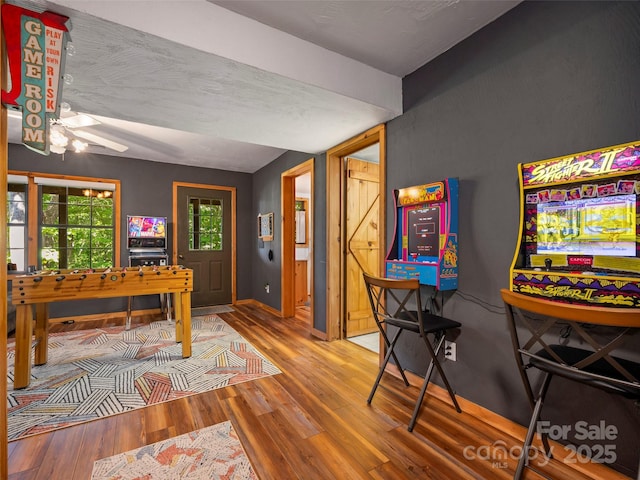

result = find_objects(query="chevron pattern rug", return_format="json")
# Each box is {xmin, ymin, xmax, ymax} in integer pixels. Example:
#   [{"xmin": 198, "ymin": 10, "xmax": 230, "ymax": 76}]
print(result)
[
  {"xmin": 91, "ymin": 421, "xmax": 257, "ymax": 480},
  {"xmin": 7, "ymin": 315, "xmax": 281, "ymax": 441}
]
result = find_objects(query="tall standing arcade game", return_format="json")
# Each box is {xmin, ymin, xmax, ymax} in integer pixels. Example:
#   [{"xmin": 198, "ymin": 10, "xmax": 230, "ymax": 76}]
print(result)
[
  {"xmin": 386, "ymin": 178, "xmax": 459, "ymax": 290},
  {"xmin": 510, "ymin": 140, "xmax": 640, "ymax": 307}
]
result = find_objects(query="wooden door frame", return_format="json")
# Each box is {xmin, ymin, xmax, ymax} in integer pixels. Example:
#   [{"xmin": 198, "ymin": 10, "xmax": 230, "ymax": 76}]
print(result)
[
  {"xmin": 326, "ymin": 124, "xmax": 386, "ymax": 341},
  {"xmin": 172, "ymin": 182, "xmax": 237, "ymax": 304},
  {"xmin": 281, "ymin": 158, "xmax": 314, "ymax": 321},
  {"xmin": 1, "ymin": 0, "xmax": 9, "ymax": 474}
]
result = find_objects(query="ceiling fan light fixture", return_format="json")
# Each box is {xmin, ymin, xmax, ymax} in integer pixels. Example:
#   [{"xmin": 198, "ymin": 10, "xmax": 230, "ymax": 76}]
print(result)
[
  {"xmin": 50, "ymin": 144, "xmax": 66, "ymax": 155},
  {"xmin": 72, "ymin": 139, "xmax": 88, "ymax": 152},
  {"xmin": 50, "ymin": 125, "xmax": 69, "ymax": 148}
]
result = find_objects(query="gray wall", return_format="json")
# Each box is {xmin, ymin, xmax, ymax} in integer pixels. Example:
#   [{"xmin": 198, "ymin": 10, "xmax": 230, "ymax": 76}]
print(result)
[
  {"xmin": 388, "ymin": 1, "xmax": 640, "ymax": 474},
  {"xmin": 251, "ymin": 150, "xmax": 327, "ymax": 332},
  {"xmin": 8, "ymin": 144, "xmax": 253, "ymax": 316}
]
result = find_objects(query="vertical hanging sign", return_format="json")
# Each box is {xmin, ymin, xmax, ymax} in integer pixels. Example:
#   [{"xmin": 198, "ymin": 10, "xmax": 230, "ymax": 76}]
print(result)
[{"xmin": 1, "ymin": 5, "xmax": 70, "ymax": 155}]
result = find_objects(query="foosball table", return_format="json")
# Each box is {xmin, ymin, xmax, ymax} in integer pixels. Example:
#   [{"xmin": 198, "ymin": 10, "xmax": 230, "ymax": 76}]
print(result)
[{"xmin": 11, "ymin": 265, "xmax": 193, "ymax": 389}]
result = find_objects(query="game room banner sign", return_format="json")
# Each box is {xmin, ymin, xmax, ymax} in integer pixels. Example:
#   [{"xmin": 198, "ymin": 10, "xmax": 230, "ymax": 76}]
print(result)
[{"xmin": 1, "ymin": 4, "xmax": 70, "ymax": 154}]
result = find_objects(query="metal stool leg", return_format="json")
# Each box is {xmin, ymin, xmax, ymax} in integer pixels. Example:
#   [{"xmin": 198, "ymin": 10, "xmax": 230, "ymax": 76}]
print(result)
[
  {"xmin": 126, "ymin": 296, "xmax": 132, "ymax": 330},
  {"xmin": 408, "ymin": 332, "xmax": 460, "ymax": 431},
  {"xmin": 368, "ymin": 329, "xmax": 407, "ymax": 404},
  {"xmin": 165, "ymin": 293, "xmax": 173, "ymax": 323},
  {"xmin": 515, "ymin": 373, "xmax": 552, "ymax": 480}
]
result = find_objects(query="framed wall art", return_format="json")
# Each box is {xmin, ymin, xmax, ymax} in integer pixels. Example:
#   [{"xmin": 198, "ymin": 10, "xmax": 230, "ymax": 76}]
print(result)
[{"xmin": 258, "ymin": 212, "xmax": 274, "ymax": 241}]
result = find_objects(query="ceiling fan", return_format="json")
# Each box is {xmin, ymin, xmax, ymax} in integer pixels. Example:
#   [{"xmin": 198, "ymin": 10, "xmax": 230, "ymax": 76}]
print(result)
[
  {"xmin": 53, "ymin": 110, "xmax": 129, "ymax": 154},
  {"xmin": 7, "ymin": 109, "xmax": 129, "ymax": 154}
]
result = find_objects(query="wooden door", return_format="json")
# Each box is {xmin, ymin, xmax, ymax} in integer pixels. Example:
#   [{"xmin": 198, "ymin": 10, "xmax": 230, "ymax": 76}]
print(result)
[
  {"xmin": 294, "ymin": 260, "xmax": 308, "ymax": 306},
  {"xmin": 345, "ymin": 157, "xmax": 379, "ymax": 337},
  {"xmin": 177, "ymin": 186, "xmax": 232, "ymax": 306}
]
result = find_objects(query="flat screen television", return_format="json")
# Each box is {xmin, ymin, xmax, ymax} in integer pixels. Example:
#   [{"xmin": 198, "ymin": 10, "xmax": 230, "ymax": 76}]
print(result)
[
  {"xmin": 536, "ymin": 194, "xmax": 636, "ymax": 256},
  {"xmin": 127, "ymin": 215, "xmax": 167, "ymax": 239}
]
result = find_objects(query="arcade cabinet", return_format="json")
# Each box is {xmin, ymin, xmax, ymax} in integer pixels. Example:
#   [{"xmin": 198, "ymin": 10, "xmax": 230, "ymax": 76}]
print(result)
[
  {"xmin": 127, "ymin": 215, "xmax": 168, "ymax": 267},
  {"xmin": 386, "ymin": 178, "xmax": 459, "ymax": 290},
  {"xmin": 510, "ymin": 140, "xmax": 640, "ymax": 307},
  {"xmin": 126, "ymin": 215, "xmax": 171, "ymax": 318}
]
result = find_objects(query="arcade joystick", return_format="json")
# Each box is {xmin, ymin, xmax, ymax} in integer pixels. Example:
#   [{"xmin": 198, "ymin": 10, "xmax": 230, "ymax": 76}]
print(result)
[{"xmin": 544, "ymin": 258, "xmax": 552, "ymax": 271}]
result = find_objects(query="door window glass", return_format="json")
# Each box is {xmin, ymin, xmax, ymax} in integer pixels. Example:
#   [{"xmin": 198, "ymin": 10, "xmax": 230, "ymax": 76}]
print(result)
[{"xmin": 188, "ymin": 197, "xmax": 223, "ymax": 251}]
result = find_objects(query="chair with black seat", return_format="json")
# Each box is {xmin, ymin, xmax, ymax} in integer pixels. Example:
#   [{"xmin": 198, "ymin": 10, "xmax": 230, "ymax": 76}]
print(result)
[
  {"xmin": 500, "ymin": 288, "xmax": 640, "ymax": 480},
  {"xmin": 363, "ymin": 273, "xmax": 462, "ymax": 431}
]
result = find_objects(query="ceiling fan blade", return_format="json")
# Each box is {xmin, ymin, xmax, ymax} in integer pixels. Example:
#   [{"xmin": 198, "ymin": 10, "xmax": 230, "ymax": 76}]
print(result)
[
  {"xmin": 59, "ymin": 113, "xmax": 101, "ymax": 128},
  {"xmin": 72, "ymin": 130, "xmax": 129, "ymax": 152}
]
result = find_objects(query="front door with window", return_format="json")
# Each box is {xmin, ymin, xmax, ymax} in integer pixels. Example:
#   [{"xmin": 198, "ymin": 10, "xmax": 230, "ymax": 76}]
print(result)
[{"xmin": 177, "ymin": 186, "xmax": 232, "ymax": 306}]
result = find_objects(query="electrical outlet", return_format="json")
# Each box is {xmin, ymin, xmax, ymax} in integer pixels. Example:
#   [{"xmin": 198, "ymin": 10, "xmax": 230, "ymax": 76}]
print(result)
[
  {"xmin": 445, "ymin": 340, "xmax": 456, "ymax": 361},
  {"xmin": 264, "ymin": 283, "xmax": 270, "ymax": 293}
]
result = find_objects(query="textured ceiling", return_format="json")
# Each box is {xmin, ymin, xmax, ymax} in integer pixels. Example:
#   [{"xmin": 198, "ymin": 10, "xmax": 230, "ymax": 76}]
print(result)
[{"xmin": 5, "ymin": 0, "xmax": 520, "ymax": 172}]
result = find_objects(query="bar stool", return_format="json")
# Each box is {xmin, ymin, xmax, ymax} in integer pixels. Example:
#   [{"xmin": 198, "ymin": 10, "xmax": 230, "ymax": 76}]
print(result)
[
  {"xmin": 363, "ymin": 273, "xmax": 462, "ymax": 431},
  {"xmin": 500, "ymin": 289, "xmax": 640, "ymax": 480}
]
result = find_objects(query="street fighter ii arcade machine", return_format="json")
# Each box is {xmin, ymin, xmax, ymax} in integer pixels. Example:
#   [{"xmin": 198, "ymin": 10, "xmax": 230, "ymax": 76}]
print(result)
[{"xmin": 510, "ymin": 140, "xmax": 640, "ymax": 307}]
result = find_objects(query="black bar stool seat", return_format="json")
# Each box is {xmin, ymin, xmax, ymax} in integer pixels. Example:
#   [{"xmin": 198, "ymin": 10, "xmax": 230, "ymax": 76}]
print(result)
[{"xmin": 363, "ymin": 273, "xmax": 462, "ymax": 432}]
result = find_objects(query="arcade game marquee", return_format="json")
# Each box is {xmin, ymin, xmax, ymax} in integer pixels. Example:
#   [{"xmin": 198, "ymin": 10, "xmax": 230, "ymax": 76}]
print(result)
[
  {"xmin": 386, "ymin": 178, "xmax": 459, "ymax": 290},
  {"xmin": 510, "ymin": 140, "xmax": 640, "ymax": 307}
]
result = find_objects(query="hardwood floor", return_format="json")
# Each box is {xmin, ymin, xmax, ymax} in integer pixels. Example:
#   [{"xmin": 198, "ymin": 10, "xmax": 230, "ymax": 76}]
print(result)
[{"xmin": 7, "ymin": 303, "xmax": 632, "ymax": 479}]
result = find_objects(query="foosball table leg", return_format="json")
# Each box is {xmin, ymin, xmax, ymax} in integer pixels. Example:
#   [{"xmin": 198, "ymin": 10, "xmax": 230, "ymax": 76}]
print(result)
[
  {"xmin": 181, "ymin": 292, "xmax": 192, "ymax": 358},
  {"xmin": 14, "ymin": 305, "xmax": 34, "ymax": 389},
  {"xmin": 34, "ymin": 303, "xmax": 49, "ymax": 366},
  {"xmin": 174, "ymin": 293, "xmax": 182, "ymax": 343}
]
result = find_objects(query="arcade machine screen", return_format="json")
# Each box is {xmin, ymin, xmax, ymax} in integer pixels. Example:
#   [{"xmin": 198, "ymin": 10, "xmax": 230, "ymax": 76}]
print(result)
[
  {"xmin": 127, "ymin": 216, "xmax": 167, "ymax": 239},
  {"xmin": 536, "ymin": 194, "xmax": 636, "ymax": 257}
]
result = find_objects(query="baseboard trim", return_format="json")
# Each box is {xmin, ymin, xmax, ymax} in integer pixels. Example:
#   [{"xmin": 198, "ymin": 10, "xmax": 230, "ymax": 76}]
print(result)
[{"xmin": 235, "ymin": 299, "xmax": 282, "ymax": 318}]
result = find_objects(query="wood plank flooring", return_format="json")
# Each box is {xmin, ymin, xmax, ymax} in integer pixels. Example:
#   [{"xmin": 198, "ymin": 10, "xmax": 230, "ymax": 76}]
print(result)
[{"xmin": 7, "ymin": 303, "xmax": 633, "ymax": 479}]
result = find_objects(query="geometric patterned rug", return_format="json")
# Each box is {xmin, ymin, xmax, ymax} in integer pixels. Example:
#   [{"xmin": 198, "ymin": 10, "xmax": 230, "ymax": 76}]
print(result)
[
  {"xmin": 91, "ymin": 421, "xmax": 257, "ymax": 480},
  {"xmin": 7, "ymin": 315, "xmax": 281, "ymax": 441}
]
